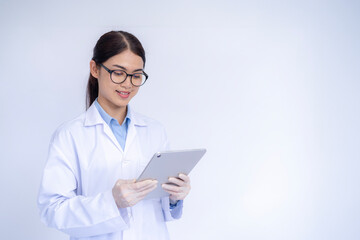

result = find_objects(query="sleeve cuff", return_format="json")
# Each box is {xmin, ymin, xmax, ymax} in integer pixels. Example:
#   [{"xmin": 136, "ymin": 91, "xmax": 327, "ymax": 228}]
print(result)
[{"xmin": 161, "ymin": 197, "xmax": 183, "ymax": 221}]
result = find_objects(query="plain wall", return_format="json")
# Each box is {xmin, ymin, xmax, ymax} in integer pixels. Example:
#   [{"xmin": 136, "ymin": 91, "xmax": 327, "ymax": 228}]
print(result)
[{"xmin": 0, "ymin": 0, "xmax": 359, "ymax": 239}]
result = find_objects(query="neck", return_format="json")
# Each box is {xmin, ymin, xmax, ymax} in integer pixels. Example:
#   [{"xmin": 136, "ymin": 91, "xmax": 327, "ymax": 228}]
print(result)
[{"xmin": 97, "ymin": 96, "xmax": 127, "ymax": 124}]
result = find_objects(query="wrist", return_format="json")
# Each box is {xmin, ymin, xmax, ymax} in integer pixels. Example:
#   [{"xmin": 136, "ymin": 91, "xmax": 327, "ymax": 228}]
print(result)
[{"xmin": 169, "ymin": 198, "xmax": 178, "ymax": 205}]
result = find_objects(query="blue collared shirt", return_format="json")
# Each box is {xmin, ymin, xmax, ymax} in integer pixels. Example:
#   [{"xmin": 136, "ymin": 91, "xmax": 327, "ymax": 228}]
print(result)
[{"xmin": 94, "ymin": 99, "xmax": 130, "ymax": 150}]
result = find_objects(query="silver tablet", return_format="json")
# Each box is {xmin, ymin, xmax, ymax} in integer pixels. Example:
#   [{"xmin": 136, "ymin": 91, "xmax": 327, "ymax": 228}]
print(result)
[{"xmin": 137, "ymin": 148, "xmax": 207, "ymax": 200}]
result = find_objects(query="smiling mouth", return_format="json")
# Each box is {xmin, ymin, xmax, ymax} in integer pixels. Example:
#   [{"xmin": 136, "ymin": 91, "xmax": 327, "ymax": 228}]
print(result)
[
  {"xmin": 116, "ymin": 90, "xmax": 130, "ymax": 95},
  {"xmin": 116, "ymin": 90, "xmax": 130, "ymax": 98}
]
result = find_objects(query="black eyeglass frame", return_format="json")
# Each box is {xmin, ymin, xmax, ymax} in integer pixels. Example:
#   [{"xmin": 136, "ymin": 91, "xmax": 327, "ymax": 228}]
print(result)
[{"xmin": 99, "ymin": 63, "xmax": 148, "ymax": 87}]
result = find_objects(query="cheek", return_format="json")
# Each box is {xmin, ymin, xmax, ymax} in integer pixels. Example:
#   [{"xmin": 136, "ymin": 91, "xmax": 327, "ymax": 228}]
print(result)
[
  {"xmin": 131, "ymin": 88, "xmax": 140, "ymax": 97},
  {"xmin": 98, "ymin": 78, "xmax": 113, "ymax": 94},
  {"xmin": 98, "ymin": 81, "xmax": 106, "ymax": 95}
]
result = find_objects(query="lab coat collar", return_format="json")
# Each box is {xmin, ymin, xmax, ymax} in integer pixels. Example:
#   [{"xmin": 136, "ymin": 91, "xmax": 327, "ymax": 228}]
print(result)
[
  {"xmin": 84, "ymin": 102, "xmax": 147, "ymax": 127},
  {"xmin": 127, "ymin": 105, "xmax": 147, "ymax": 127}
]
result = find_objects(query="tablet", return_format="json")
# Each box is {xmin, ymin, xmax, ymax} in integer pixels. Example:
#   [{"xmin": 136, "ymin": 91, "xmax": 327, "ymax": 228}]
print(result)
[{"xmin": 137, "ymin": 148, "xmax": 207, "ymax": 200}]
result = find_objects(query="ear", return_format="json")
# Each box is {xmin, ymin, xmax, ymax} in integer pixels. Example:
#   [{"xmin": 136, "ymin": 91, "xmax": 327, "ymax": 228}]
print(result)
[{"xmin": 90, "ymin": 60, "xmax": 99, "ymax": 78}]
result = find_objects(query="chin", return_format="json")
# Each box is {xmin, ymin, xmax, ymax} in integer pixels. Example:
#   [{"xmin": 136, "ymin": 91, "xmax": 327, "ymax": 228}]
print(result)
[{"xmin": 114, "ymin": 99, "xmax": 131, "ymax": 108}]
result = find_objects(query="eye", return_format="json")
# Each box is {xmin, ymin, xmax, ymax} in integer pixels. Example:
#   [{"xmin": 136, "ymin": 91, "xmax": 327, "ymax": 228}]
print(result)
[
  {"xmin": 113, "ymin": 71, "xmax": 125, "ymax": 76},
  {"xmin": 133, "ymin": 73, "xmax": 142, "ymax": 79}
]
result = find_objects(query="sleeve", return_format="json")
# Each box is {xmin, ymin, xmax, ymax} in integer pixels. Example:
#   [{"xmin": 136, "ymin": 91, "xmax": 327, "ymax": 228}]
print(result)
[
  {"xmin": 158, "ymin": 125, "xmax": 184, "ymax": 221},
  {"xmin": 37, "ymin": 129, "xmax": 129, "ymax": 238},
  {"xmin": 161, "ymin": 197, "xmax": 183, "ymax": 221}
]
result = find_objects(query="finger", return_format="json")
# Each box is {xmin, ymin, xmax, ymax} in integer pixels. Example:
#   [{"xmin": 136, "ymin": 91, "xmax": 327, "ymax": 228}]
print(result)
[
  {"xmin": 116, "ymin": 178, "xmax": 136, "ymax": 186},
  {"xmin": 162, "ymin": 183, "xmax": 182, "ymax": 193},
  {"xmin": 163, "ymin": 188, "xmax": 180, "ymax": 195},
  {"xmin": 168, "ymin": 177, "xmax": 185, "ymax": 187},
  {"xmin": 132, "ymin": 179, "xmax": 158, "ymax": 191},
  {"xmin": 164, "ymin": 190, "xmax": 182, "ymax": 200},
  {"xmin": 136, "ymin": 181, "xmax": 158, "ymax": 193},
  {"xmin": 136, "ymin": 184, "xmax": 158, "ymax": 199},
  {"xmin": 128, "ymin": 184, "xmax": 157, "ymax": 206},
  {"xmin": 178, "ymin": 174, "xmax": 190, "ymax": 183}
]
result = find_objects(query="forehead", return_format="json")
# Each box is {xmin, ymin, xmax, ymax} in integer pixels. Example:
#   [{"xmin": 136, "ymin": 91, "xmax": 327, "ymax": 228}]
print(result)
[{"xmin": 105, "ymin": 50, "xmax": 144, "ymax": 70}]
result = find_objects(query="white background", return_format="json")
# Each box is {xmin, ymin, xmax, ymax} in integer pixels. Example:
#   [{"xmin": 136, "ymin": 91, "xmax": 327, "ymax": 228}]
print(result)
[{"xmin": 0, "ymin": 0, "xmax": 359, "ymax": 239}]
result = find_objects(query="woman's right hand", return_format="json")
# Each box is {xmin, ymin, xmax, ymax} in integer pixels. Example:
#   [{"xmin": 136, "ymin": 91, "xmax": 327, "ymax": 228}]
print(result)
[{"xmin": 112, "ymin": 179, "xmax": 158, "ymax": 208}]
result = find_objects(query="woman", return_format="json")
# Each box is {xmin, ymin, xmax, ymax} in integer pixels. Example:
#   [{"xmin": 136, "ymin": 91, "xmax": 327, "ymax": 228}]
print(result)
[{"xmin": 38, "ymin": 30, "xmax": 191, "ymax": 240}]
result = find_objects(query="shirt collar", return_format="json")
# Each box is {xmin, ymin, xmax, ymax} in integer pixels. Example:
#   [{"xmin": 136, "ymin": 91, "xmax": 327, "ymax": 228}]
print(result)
[
  {"xmin": 94, "ymin": 98, "xmax": 130, "ymax": 126},
  {"xmin": 85, "ymin": 99, "xmax": 147, "ymax": 127}
]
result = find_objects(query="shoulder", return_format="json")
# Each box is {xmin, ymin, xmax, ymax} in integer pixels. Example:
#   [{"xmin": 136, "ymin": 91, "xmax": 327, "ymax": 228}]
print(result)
[
  {"xmin": 49, "ymin": 112, "xmax": 87, "ymax": 145},
  {"xmin": 132, "ymin": 111, "xmax": 164, "ymax": 127},
  {"xmin": 128, "ymin": 104, "xmax": 165, "ymax": 128},
  {"xmin": 130, "ymin": 110, "xmax": 170, "ymax": 152},
  {"xmin": 130, "ymin": 110, "xmax": 167, "ymax": 136}
]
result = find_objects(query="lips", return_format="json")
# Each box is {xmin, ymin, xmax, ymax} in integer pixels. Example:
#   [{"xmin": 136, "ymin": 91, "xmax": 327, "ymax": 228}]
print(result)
[{"xmin": 116, "ymin": 90, "xmax": 130, "ymax": 98}]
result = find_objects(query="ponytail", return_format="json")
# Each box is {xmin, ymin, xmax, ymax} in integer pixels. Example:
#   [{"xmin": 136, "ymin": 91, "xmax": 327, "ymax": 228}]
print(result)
[{"xmin": 86, "ymin": 73, "xmax": 98, "ymax": 109}]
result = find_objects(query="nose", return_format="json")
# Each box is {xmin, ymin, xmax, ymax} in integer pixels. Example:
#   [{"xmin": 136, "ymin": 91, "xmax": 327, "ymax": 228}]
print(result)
[{"xmin": 120, "ymin": 75, "xmax": 132, "ymax": 89}]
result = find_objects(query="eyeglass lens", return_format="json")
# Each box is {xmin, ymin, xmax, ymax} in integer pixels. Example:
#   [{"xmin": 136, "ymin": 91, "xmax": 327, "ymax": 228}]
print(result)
[{"xmin": 111, "ymin": 70, "xmax": 146, "ymax": 86}]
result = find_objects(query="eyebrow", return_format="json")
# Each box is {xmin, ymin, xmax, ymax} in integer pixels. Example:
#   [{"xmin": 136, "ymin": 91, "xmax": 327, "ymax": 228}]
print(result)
[{"xmin": 112, "ymin": 64, "xmax": 143, "ymax": 72}]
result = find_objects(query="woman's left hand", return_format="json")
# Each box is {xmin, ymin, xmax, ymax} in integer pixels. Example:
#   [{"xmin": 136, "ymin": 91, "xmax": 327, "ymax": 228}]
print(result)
[{"xmin": 162, "ymin": 173, "xmax": 191, "ymax": 204}]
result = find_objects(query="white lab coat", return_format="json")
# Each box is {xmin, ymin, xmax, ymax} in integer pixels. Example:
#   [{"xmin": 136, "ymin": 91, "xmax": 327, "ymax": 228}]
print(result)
[{"xmin": 38, "ymin": 103, "xmax": 183, "ymax": 240}]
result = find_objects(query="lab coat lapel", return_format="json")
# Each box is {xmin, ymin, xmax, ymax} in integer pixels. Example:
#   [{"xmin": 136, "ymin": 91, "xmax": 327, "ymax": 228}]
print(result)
[
  {"xmin": 102, "ymin": 124, "xmax": 123, "ymax": 152},
  {"xmin": 84, "ymin": 103, "xmax": 123, "ymax": 152},
  {"xmin": 124, "ymin": 106, "xmax": 147, "ymax": 154},
  {"xmin": 124, "ymin": 117, "xmax": 136, "ymax": 154}
]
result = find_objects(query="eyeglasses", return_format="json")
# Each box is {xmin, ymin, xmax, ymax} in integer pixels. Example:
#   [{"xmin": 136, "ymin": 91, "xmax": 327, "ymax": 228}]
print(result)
[{"xmin": 100, "ymin": 63, "xmax": 148, "ymax": 87}]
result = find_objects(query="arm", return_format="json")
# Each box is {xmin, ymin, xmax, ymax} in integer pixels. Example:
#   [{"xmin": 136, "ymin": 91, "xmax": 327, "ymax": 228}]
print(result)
[
  {"xmin": 37, "ymin": 131, "xmax": 129, "ymax": 238},
  {"xmin": 161, "ymin": 196, "xmax": 183, "ymax": 221},
  {"xmin": 161, "ymin": 173, "xmax": 190, "ymax": 221}
]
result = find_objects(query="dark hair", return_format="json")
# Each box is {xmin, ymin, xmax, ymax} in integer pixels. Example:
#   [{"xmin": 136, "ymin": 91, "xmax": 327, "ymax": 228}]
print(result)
[{"xmin": 86, "ymin": 30, "xmax": 146, "ymax": 109}]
